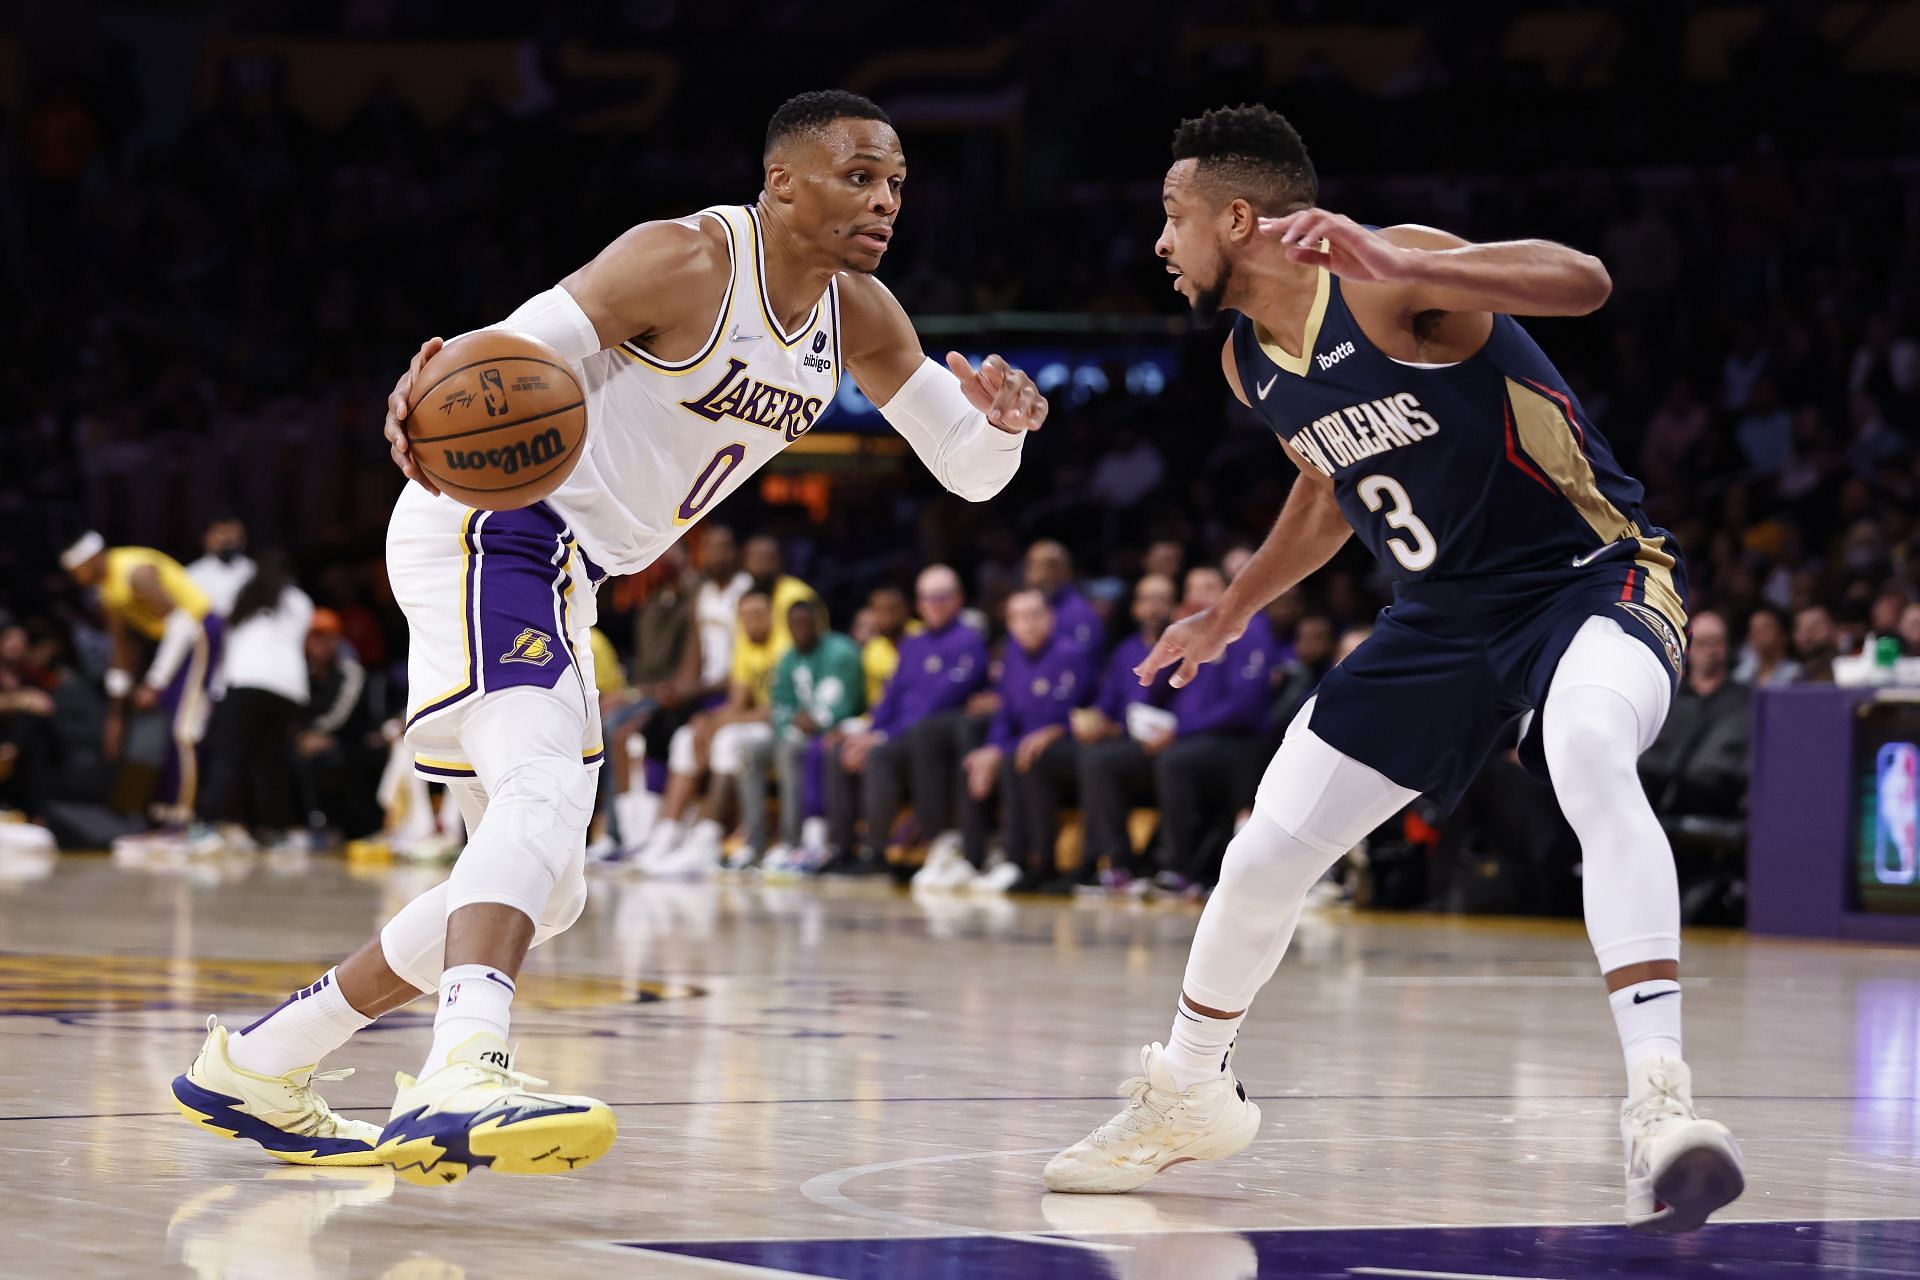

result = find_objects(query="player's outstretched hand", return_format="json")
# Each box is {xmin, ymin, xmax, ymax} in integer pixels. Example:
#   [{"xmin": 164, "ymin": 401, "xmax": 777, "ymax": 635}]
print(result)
[
  {"xmin": 945, "ymin": 352, "xmax": 1049, "ymax": 434},
  {"xmin": 384, "ymin": 337, "xmax": 445, "ymax": 495},
  {"xmin": 1135, "ymin": 607, "xmax": 1248, "ymax": 689},
  {"xmin": 1255, "ymin": 209, "xmax": 1408, "ymax": 283}
]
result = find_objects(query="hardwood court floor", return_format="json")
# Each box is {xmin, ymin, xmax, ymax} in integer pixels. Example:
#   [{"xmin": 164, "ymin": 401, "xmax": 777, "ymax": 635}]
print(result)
[{"xmin": 0, "ymin": 847, "xmax": 1915, "ymax": 1278}]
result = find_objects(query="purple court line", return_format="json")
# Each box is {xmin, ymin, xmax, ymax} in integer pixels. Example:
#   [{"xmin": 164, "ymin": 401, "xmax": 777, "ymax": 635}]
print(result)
[{"xmin": 7, "ymin": 1093, "xmax": 1918, "ymax": 1123}]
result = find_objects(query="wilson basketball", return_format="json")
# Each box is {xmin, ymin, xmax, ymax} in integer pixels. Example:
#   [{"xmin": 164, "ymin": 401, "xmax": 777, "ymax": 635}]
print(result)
[{"xmin": 405, "ymin": 331, "xmax": 587, "ymax": 510}]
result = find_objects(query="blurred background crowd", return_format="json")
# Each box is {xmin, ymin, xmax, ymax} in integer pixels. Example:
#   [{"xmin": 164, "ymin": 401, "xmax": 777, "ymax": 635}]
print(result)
[{"xmin": 4, "ymin": 1, "xmax": 1919, "ymax": 924}]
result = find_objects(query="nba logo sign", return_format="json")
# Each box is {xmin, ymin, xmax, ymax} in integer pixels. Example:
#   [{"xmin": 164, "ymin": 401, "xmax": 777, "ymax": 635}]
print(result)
[{"xmin": 1876, "ymin": 742, "xmax": 1919, "ymax": 886}]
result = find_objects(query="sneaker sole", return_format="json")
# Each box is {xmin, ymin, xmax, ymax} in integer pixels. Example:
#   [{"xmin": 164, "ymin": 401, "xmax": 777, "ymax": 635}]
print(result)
[
  {"xmin": 1632, "ymin": 1125, "xmax": 1745, "ymax": 1234},
  {"xmin": 377, "ymin": 1106, "xmax": 617, "ymax": 1188},
  {"xmin": 170, "ymin": 1073, "xmax": 383, "ymax": 1167},
  {"xmin": 1045, "ymin": 1098, "xmax": 1262, "ymax": 1194}
]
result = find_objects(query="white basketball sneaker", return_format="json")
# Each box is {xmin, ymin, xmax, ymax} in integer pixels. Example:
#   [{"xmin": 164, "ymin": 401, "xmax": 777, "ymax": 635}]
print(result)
[
  {"xmin": 374, "ymin": 1034, "xmax": 616, "ymax": 1187},
  {"xmin": 1044, "ymin": 1042, "xmax": 1262, "ymax": 1193},
  {"xmin": 912, "ymin": 832, "xmax": 971, "ymax": 892},
  {"xmin": 1620, "ymin": 1057, "xmax": 1745, "ymax": 1233}
]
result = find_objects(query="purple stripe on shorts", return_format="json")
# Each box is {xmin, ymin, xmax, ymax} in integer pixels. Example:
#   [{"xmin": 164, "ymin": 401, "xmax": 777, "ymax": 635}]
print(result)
[{"xmin": 473, "ymin": 505, "xmax": 577, "ymax": 698}]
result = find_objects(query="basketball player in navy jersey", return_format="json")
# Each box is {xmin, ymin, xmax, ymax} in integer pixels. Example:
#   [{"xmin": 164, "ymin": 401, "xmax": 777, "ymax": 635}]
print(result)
[{"xmin": 1046, "ymin": 105, "xmax": 1743, "ymax": 1233}]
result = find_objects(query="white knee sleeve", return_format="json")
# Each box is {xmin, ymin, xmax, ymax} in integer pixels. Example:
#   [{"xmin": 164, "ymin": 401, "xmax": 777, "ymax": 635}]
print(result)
[
  {"xmin": 1544, "ymin": 616, "xmax": 1681, "ymax": 972},
  {"xmin": 1185, "ymin": 711, "xmax": 1420, "ymax": 1014},
  {"xmin": 668, "ymin": 723, "xmax": 698, "ymax": 775},
  {"xmin": 445, "ymin": 753, "xmax": 595, "ymax": 919}
]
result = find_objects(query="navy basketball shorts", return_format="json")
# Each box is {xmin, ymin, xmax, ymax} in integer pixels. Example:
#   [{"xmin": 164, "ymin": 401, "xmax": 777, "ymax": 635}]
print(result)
[{"xmin": 1306, "ymin": 557, "xmax": 1688, "ymax": 810}]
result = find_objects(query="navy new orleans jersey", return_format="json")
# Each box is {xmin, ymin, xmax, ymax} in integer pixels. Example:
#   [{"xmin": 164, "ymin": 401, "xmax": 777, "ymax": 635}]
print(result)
[{"xmin": 1230, "ymin": 264, "xmax": 1690, "ymax": 808}]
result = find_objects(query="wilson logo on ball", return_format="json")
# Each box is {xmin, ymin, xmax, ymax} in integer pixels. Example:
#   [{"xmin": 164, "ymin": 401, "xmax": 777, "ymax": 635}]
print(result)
[{"xmin": 441, "ymin": 427, "xmax": 567, "ymax": 476}]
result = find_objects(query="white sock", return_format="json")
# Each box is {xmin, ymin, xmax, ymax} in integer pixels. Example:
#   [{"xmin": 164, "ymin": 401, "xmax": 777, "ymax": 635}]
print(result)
[
  {"xmin": 228, "ymin": 968, "xmax": 372, "ymax": 1077},
  {"xmin": 1609, "ymin": 979, "xmax": 1683, "ymax": 1100},
  {"xmin": 1163, "ymin": 995, "xmax": 1244, "ymax": 1092},
  {"xmin": 690, "ymin": 817, "xmax": 724, "ymax": 846},
  {"xmin": 422, "ymin": 964, "xmax": 515, "ymax": 1074}
]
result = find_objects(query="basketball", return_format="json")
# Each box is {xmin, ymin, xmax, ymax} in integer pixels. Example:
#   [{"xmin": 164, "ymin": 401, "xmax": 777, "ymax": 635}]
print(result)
[{"xmin": 404, "ymin": 331, "xmax": 587, "ymax": 510}]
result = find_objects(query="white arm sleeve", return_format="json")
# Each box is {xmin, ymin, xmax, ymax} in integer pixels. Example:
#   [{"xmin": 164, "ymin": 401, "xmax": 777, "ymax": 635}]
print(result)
[
  {"xmin": 879, "ymin": 358, "xmax": 1026, "ymax": 503},
  {"xmin": 479, "ymin": 285, "xmax": 604, "ymax": 363},
  {"xmin": 144, "ymin": 609, "xmax": 200, "ymax": 689}
]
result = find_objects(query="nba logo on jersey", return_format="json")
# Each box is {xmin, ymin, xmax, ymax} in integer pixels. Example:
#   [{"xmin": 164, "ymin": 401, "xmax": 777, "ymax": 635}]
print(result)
[{"xmin": 500, "ymin": 627, "xmax": 556, "ymax": 667}]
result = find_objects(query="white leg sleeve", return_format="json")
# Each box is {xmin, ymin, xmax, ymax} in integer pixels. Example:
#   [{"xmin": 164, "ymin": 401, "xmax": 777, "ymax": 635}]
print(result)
[
  {"xmin": 1542, "ymin": 615, "xmax": 1681, "ymax": 973},
  {"xmin": 1184, "ymin": 700, "xmax": 1419, "ymax": 1013}
]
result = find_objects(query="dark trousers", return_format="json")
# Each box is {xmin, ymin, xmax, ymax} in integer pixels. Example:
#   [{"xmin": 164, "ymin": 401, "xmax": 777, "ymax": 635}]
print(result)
[
  {"xmin": 1078, "ymin": 736, "xmax": 1157, "ymax": 872},
  {"xmin": 828, "ymin": 709, "xmax": 976, "ymax": 856},
  {"xmin": 214, "ymin": 687, "xmax": 302, "ymax": 833},
  {"xmin": 294, "ymin": 740, "xmax": 383, "ymax": 839},
  {"xmin": 1155, "ymin": 732, "xmax": 1263, "ymax": 883},
  {"xmin": 993, "ymin": 737, "xmax": 1080, "ymax": 873}
]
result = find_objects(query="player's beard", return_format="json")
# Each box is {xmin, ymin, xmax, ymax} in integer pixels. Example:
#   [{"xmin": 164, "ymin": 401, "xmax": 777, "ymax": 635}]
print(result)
[{"xmin": 1190, "ymin": 256, "xmax": 1232, "ymax": 325}]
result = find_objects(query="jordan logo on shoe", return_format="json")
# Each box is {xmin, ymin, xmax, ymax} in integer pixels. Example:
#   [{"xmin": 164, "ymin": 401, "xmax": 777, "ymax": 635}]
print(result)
[{"xmin": 1632, "ymin": 990, "xmax": 1677, "ymax": 1004}]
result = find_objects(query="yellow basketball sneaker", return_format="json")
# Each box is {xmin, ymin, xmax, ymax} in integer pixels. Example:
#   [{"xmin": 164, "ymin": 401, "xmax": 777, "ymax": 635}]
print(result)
[
  {"xmin": 170, "ymin": 1016, "xmax": 382, "ymax": 1165},
  {"xmin": 373, "ymin": 1034, "xmax": 616, "ymax": 1187}
]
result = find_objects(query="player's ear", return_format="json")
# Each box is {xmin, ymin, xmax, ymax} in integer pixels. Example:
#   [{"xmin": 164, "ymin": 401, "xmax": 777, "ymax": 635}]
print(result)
[
  {"xmin": 1225, "ymin": 197, "xmax": 1258, "ymax": 243},
  {"xmin": 765, "ymin": 161, "xmax": 795, "ymax": 203}
]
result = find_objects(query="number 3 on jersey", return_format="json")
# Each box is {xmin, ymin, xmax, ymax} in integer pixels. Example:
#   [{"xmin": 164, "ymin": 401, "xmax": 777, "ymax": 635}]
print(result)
[
  {"xmin": 675, "ymin": 442, "xmax": 750, "ymax": 525},
  {"xmin": 1357, "ymin": 473, "xmax": 1437, "ymax": 572}
]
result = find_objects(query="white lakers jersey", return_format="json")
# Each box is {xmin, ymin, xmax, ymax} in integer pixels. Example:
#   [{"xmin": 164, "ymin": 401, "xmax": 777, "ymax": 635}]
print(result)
[{"xmin": 546, "ymin": 203, "xmax": 844, "ymax": 574}]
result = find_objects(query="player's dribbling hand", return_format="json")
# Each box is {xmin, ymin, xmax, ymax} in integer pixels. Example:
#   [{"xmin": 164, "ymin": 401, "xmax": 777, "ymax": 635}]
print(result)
[
  {"xmin": 384, "ymin": 337, "xmax": 445, "ymax": 495},
  {"xmin": 945, "ymin": 352, "xmax": 1049, "ymax": 434},
  {"xmin": 1135, "ymin": 607, "xmax": 1248, "ymax": 689},
  {"xmin": 1255, "ymin": 209, "xmax": 1408, "ymax": 283}
]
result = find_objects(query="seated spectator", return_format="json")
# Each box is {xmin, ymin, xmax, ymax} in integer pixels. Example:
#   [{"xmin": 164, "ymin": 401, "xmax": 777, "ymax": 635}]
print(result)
[
  {"xmin": 1641, "ymin": 611, "xmax": 1750, "ymax": 820},
  {"xmin": 1073, "ymin": 574, "xmax": 1178, "ymax": 888},
  {"xmin": 1270, "ymin": 614, "xmax": 1337, "ymax": 731},
  {"xmin": 740, "ymin": 600, "xmax": 863, "ymax": 869},
  {"xmin": 1901, "ymin": 601, "xmax": 1920, "ymax": 656},
  {"xmin": 1025, "ymin": 539, "xmax": 1100, "ymax": 652},
  {"xmin": 293, "ymin": 609, "xmax": 383, "ymax": 839},
  {"xmin": 744, "ymin": 534, "xmax": 824, "ymax": 652},
  {"xmin": 952, "ymin": 589, "xmax": 1097, "ymax": 892},
  {"xmin": 1732, "ymin": 604, "xmax": 1801, "ymax": 686},
  {"xmin": 1148, "ymin": 566, "xmax": 1275, "ymax": 895},
  {"xmin": 0, "ymin": 623, "xmax": 58, "ymax": 822},
  {"xmin": 859, "ymin": 585, "xmax": 915, "ymax": 709},
  {"xmin": 1793, "ymin": 604, "xmax": 1839, "ymax": 683},
  {"xmin": 640, "ymin": 590, "xmax": 779, "ymax": 874},
  {"xmin": 828, "ymin": 565, "xmax": 986, "ymax": 872},
  {"xmin": 626, "ymin": 545, "xmax": 714, "ymax": 775}
]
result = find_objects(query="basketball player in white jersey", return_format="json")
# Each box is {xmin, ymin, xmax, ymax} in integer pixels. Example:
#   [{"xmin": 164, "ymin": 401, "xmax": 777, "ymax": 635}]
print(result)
[{"xmin": 170, "ymin": 90, "xmax": 1047, "ymax": 1186}]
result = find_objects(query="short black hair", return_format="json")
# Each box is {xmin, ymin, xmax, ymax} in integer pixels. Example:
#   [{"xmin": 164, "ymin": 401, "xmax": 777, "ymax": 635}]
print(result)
[
  {"xmin": 765, "ymin": 90, "xmax": 892, "ymax": 159},
  {"xmin": 1171, "ymin": 104, "xmax": 1316, "ymax": 213}
]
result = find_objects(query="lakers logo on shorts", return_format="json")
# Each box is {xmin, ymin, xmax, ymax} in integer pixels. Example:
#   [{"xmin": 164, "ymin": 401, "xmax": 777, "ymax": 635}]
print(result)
[
  {"xmin": 1616, "ymin": 600, "xmax": 1684, "ymax": 676},
  {"xmin": 501, "ymin": 627, "xmax": 557, "ymax": 667}
]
